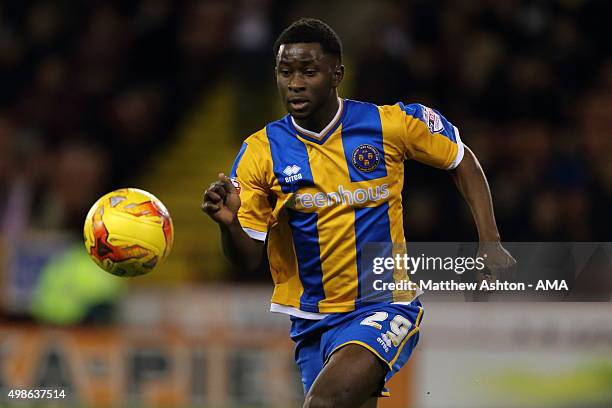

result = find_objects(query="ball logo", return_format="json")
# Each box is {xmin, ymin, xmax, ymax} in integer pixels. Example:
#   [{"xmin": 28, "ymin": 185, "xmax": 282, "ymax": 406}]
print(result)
[{"xmin": 352, "ymin": 144, "xmax": 380, "ymax": 172}]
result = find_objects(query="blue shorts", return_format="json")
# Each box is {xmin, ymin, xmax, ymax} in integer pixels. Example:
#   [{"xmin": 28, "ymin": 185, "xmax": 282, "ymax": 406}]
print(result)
[{"xmin": 290, "ymin": 299, "xmax": 423, "ymax": 397}]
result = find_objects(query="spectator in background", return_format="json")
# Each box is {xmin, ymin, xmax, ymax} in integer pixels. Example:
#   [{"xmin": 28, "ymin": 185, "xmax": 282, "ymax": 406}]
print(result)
[
  {"xmin": 30, "ymin": 243, "xmax": 126, "ymax": 326},
  {"xmin": 0, "ymin": 117, "xmax": 19, "ymax": 236},
  {"xmin": 231, "ymin": 0, "xmax": 278, "ymax": 137},
  {"xmin": 353, "ymin": 5, "xmax": 413, "ymax": 105},
  {"xmin": 32, "ymin": 142, "xmax": 109, "ymax": 232},
  {"xmin": 0, "ymin": 115, "xmax": 47, "ymax": 241}
]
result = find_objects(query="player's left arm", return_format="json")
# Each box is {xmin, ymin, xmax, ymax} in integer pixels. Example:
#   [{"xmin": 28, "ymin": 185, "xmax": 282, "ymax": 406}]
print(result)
[
  {"xmin": 450, "ymin": 145, "xmax": 516, "ymax": 282},
  {"xmin": 388, "ymin": 102, "xmax": 516, "ymax": 282}
]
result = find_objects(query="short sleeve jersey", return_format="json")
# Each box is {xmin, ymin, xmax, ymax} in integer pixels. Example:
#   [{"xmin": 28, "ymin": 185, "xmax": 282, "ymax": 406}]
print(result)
[{"xmin": 230, "ymin": 99, "xmax": 463, "ymax": 318}]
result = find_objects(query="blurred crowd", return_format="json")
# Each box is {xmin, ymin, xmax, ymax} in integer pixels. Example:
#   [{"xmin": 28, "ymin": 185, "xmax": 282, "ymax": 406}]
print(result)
[
  {"xmin": 0, "ymin": 0, "xmax": 611, "ymax": 321},
  {"xmin": 0, "ymin": 0, "xmax": 241, "ymax": 236},
  {"xmin": 0, "ymin": 0, "xmax": 246, "ymax": 321},
  {"xmin": 2, "ymin": 0, "xmax": 609, "ymax": 243},
  {"xmin": 343, "ymin": 0, "xmax": 612, "ymax": 242}
]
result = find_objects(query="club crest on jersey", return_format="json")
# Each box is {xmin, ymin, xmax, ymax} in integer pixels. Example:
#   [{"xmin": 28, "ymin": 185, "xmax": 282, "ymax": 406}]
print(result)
[{"xmin": 352, "ymin": 144, "xmax": 380, "ymax": 173}]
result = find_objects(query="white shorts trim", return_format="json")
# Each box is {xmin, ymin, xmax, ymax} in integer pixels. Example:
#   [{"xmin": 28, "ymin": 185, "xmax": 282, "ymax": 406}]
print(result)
[
  {"xmin": 270, "ymin": 303, "xmax": 329, "ymax": 320},
  {"xmin": 243, "ymin": 227, "xmax": 267, "ymax": 241},
  {"xmin": 270, "ymin": 290, "xmax": 422, "ymax": 320}
]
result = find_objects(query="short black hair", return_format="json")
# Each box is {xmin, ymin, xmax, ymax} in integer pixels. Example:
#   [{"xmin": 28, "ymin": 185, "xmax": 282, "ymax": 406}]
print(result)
[{"xmin": 273, "ymin": 18, "xmax": 342, "ymax": 62}]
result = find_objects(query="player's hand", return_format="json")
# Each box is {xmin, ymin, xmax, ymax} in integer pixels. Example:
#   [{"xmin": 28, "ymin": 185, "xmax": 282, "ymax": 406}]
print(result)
[
  {"xmin": 476, "ymin": 242, "xmax": 517, "ymax": 288},
  {"xmin": 201, "ymin": 173, "xmax": 241, "ymax": 226}
]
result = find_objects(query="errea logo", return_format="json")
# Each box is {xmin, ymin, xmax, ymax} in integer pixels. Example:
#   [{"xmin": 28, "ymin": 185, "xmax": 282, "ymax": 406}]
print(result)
[
  {"xmin": 282, "ymin": 165, "xmax": 303, "ymax": 183},
  {"xmin": 283, "ymin": 165, "xmax": 301, "ymax": 176}
]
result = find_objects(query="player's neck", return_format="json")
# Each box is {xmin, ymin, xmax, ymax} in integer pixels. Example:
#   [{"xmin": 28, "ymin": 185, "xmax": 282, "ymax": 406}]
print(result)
[{"xmin": 293, "ymin": 96, "xmax": 341, "ymax": 134}]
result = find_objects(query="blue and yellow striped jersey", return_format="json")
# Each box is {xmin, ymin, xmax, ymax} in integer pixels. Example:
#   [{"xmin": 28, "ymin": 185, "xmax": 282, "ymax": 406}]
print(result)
[{"xmin": 230, "ymin": 99, "xmax": 463, "ymax": 318}]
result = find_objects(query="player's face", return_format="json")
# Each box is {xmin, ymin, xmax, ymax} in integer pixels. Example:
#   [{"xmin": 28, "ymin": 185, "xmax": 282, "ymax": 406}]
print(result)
[{"xmin": 275, "ymin": 43, "xmax": 342, "ymax": 121}]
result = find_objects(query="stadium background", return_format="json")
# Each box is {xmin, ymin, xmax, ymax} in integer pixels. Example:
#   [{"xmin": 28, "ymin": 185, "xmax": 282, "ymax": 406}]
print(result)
[{"xmin": 1, "ymin": 0, "xmax": 611, "ymax": 407}]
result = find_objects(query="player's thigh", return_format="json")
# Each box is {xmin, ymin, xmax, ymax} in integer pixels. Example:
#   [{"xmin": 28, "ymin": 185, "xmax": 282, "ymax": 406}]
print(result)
[{"xmin": 304, "ymin": 344, "xmax": 387, "ymax": 408}]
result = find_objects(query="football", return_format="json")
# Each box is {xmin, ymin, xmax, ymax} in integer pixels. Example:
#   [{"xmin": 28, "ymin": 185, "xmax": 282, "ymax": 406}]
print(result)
[{"xmin": 83, "ymin": 188, "xmax": 174, "ymax": 277}]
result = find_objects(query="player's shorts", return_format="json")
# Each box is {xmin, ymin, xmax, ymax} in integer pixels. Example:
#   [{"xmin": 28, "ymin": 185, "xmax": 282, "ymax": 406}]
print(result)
[{"xmin": 290, "ymin": 299, "xmax": 423, "ymax": 397}]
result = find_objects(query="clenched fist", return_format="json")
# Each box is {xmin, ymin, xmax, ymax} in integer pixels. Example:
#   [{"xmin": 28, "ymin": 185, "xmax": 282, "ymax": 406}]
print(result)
[{"xmin": 201, "ymin": 173, "xmax": 241, "ymax": 226}]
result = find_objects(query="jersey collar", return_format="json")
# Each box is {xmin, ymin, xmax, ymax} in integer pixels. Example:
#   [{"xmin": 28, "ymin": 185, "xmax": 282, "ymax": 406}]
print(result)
[{"xmin": 290, "ymin": 98, "xmax": 344, "ymax": 144}]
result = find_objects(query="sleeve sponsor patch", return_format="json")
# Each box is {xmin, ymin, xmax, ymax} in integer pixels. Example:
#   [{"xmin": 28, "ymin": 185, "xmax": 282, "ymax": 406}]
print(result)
[
  {"xmin": 231, "ymin": 177, "xmax": 242, "ymax": 194},
  {"xmin": 421, "ymin": 106, "xmax": 444, "ymax": 134}
]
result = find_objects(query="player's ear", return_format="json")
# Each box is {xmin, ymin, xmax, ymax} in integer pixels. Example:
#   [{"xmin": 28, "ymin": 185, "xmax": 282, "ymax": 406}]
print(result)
[{"xmin": 332, "ymin": 64, "xmax": 345, "ymax": 87}]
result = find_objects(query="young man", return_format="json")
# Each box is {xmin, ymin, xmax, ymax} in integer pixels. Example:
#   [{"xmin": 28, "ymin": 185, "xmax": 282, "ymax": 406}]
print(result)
[{"xmin": 202, "ymin": 18, "xmax": 515, "ymax": 408}]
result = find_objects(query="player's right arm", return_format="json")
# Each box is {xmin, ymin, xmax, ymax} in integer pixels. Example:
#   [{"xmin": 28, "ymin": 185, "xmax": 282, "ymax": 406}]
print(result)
[
  {"xmin": 201, "ymin": 136, "xmax": 272, "ymax": 272},
  {"xmin": 201, "ymin": 173, "xmax": 265, "ymax": 271}
]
